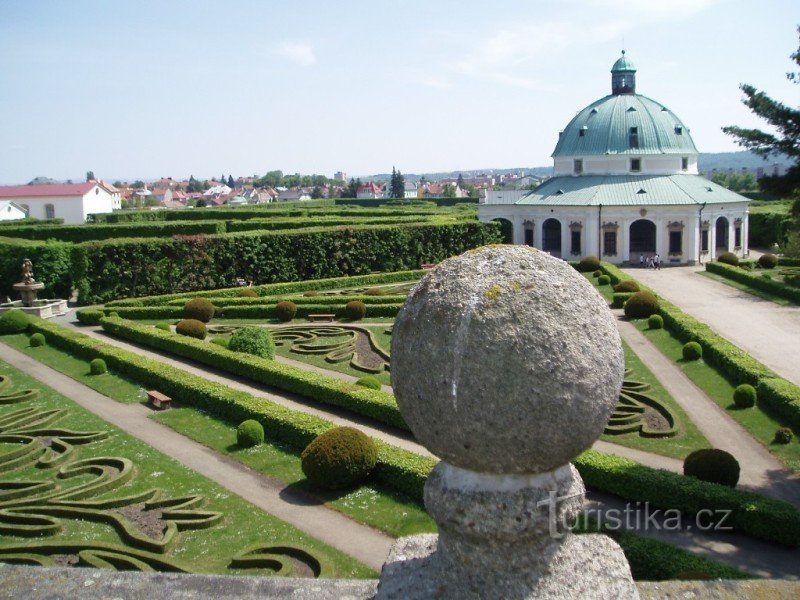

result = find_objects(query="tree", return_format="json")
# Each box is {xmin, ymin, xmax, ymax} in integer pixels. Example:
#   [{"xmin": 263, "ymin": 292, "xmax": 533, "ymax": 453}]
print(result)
[
  {"xmin": 722, "ymin": 27, "xmax": 800, "ymax": 199},
  {"xmin": 311, "ymin": 186, "xmax": 324, "ymax": 199},
  {"xmin": 86, "ymin": 171, "xmax": 95, "ymax": 181},
  {"xmin": 227, "ymin": 175, "xmax": 235, "ymax": 188},
  {"xmin": 132, "ymin": 180, "xmax": 145, "ymax": 189},
  {"xmin": 457, "ymin": 173, "xmax": 465, "ymax": 189},
  {"xmin": 196, "ymin": 198, "xmax": 208, "ymax": 208},
  {"xmin": 341, "ymin": 178, "xmax": 358, "ymax": 198},
  {"xmin": 443, "ymin": 184, "xmax": 457, "ymax": 199},
  {"xmin": 113, "ymin": 180, "xmax": 123, "ymax": 188},
  {"xmin": 390, "ymin": 166, "xmax": 406, "ymax": 199}
]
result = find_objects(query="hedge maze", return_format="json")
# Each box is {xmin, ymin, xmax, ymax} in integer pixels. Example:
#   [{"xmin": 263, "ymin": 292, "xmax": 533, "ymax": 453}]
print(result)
[{"xmin": 0, "ymin": 372, "xmax": 328, "ymax": 576}]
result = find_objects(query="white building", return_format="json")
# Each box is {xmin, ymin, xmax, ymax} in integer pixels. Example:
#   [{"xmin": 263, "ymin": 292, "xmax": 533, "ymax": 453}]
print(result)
[
  {"xmin": 0, "ymin": 182, "xmax": 117, "ymax": 224},
  {"xmin": 0, "ymin": 201, "xmax": 28, "ymax": 221},
  {"xmin": 479, "ymin": 53, "xmax": 750, "ymax": 265}
]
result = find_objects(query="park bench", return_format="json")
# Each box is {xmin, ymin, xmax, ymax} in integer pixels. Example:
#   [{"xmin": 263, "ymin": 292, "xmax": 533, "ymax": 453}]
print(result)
[
  {"xmin": 147, "ymin": 390, "xmax": 172, "ymax": 410},
  {"xmin": 307, "ymin": 313, "xmax": 336, "ymax": 323},
  {"xmin": 421, "ymin": 263, "xmax": 436, "ymax": 269}
]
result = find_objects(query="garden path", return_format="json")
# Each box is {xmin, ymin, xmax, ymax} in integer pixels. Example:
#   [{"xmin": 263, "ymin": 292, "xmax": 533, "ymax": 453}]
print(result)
[
  {"xmin": 0, "ymin": 344, "xmax": 394, "ymax": 572},
  {"xmin": 625, "ymin": 265, "xmax": 800, "ymax": 387},
  {"xmin": 7, "ymin": 331, "xmax": 800, "ymax": 579},
  {"xmin": 615, "ymin": 314, "xmax": 800, "ymax": 507}
]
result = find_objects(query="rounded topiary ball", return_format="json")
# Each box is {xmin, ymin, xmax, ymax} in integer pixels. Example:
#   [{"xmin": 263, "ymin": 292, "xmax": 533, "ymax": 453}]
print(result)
[
  {"xmin": 683, "ymin": 449, "xmax": 740, "ymax": 487},
  {"xmin": 757, "ymin": 253, "xmax": 778, "ymax": 269},
  {"xmin": 301, "ymin": 427, "xmax": 377, "ymax": 489},
  {"xmin": 733, "ymin": 384, "xmax": 756, "ymax": 408},
  {"xmin": 578, "ymin": 256, "xmax": 601, "ymax": 273},
  {"xmin": 356, "ymin": 375, "xmax": 381, "ymax": 390},
  {"xmin": 155, "ymin": 322, "xmax": 171, "ymax": 332},
  {"xmin": 647, "ymin": 314, "xmax": 664, "ymax": 330},
  {"xmin": 364, "ymin": 287, "xmax": 386, "ymax": 296},
  {"xmin": 237, "ymin": 420, "xmax": 265, "ymax": 448},
  {"xmin": 238, "ymin": 288, "xmax": 259, "ymax": 298},
  {"xmin": 717, "ymin": 252, "xmax": 739, "ymax": 266},
  {"xmin": 228, "ymin": 327, "xmax": 275, "ymax": 359},
  {"xmin": 592, "ymin": 270, "xmax": 602, "ymax": 278},
  {"xmin": 176, "ymin": 318, "xmax": 207, "ymax": 340},
  {"xmin": 303, "ymin": 290, "xmax": 321, "ymax": 297},
  {"xmin": 29, "ymin": 332, "xmax": 46, "ymax": 347},
  {"xmin": 682, "ymin": 341, "xmax": 703, "ymax": 361},
  {"xmin": 344, "ymin": 301, "xmax": 367, "ymax": 321},
  {"xmin": 597, "ymin": 275, "xmax": 611, "ymax": 285},
  {"xmin": 90, "ymin": 358, "xmax": 107, "ymax": 375},
  {"xmin": 392, "ymin": 245, "xmax": 623, "ymax": 474},
  {"xmin": 210, "ymin": 337, "xmax": 229, "ymax": 348},
  {"xmin": 774, "ymin": 427, "xmax": 793, "ymax": 445},
  {"xmin": 623, "ymin": 291, "xmax": 660, "ymax": 319},
  {"xmin": 0, "ymin": 309, "xmax": 30, "ymax": 335},
  {"xmin": 613, "ymin": 280, "xmax": 640, "ymax": 293},
  {"xmin": 275, "ymin": 301, "xmax": 297, "ymax": 322},
  {"xmin": 183, "ymin": 298, "xmax": 215, "ymax": 323}
]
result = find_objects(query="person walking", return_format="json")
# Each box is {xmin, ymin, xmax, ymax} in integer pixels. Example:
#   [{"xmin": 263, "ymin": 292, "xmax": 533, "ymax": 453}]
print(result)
[
  {"xmin": 654, "ymin": 254, "xmax": 661, "ymax": 270},
  {"xmin": 639, "ymin": 255, "xmax": 644, "ymax": 268}
]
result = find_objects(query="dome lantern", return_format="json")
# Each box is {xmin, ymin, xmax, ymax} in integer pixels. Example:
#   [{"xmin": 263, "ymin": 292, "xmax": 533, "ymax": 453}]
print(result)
[{"xmin": 611, "ymin": 50, "xmax": 636, "ymax": 95}]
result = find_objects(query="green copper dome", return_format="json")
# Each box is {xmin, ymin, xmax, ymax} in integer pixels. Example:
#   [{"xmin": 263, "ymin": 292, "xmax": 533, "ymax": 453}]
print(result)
[{"xmin": 611, "ymin": 51, "xmax": 636, "ymax": 72}]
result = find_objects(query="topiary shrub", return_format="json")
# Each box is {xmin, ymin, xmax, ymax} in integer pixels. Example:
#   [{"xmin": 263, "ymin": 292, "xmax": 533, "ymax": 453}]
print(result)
[
  {"xmin": 108, "ymin": 311, "xmax": 119, "ymax": 318},
  {"xmin": 275, "ymin": 301, "xmax": 297, "ymax": 322},
  {"xmin": 774, "ymin": 427, "xmax": 793, "ymax": 445},
  {"xmin": 183, "ymin": 298, "xmax": 215, "ymax": 323},
  {"xmin": 90, "ymin": 358, "xmax": 107, "ymax": 375},
  {"xmin": 301, "ymin": 426, "xmax": 377, "ymax": 490},
  {"xmin": 210, "ymin": 337, "xmax": 229, "ymax": 348},
  {"xmin": 237, "ymin": 419, "xmax": 264, "ymax": 448},
  {"xmin": 683, "ymin": 449, "xmax": 740, "ymax": 487},
  {"xmin": 176, "ymin": 318, "xmax": 207, "ymax": 340},
  {"xmin": 29, "ymin": 332, "xmax": 45, "ymax": 347},
  {"xmin": 577, "ymin": 256, "xmax": 601, "ymax": 273},
  {"xmin": 647, "ymin": 314, "xmax": 664, "ymax": 330},
  {"xmin": 597, "ymin": 275, "xmax": 611, "ymax": 286},
  {"xmin": 682, "ymin": 341, "xmax": 703, "ymax": 361},
  {"xmin": 613, "ymin": 280, "xmax": 640, "ymax": 293},
  {"xmin": 76, "ymin": 309, "xmax": 104, "ymax": 325},
  {"xmin": 592, "ymin": 270, "xmax": 602, "ymax": 278},
  {"xmin": 0, "ymin": 309, "xmax": 29, "ymax": 335},
  {"xmin": 344, "ymin": 300, "xmax": 367, "ymax": 321},
  {"xmin": 155, "ymin": 322, "xmax": 171, "ymax": 332},
  {"xmin": 303, "ymin": 290, "xmax": 321, "ymax": 297},
  {"xmin": 623, "ymin": 291, "xmax": 660, "ymax": 319},
  {"xmin": 238, "ymin": 287, "xmax": 259, "ymax": 298},
  {"xmin": 228, "ymin": 327, "xmax": 275, "ymax": 359},
  {"xmin": 761, "ymin": 273, "xmax": 772, "ymax": 280},
  {"xmin": 364, "ymin": 287, "xmax": 386, "ymax": 296},
  {"xmin": 717, "ymin": 251, "xmax": 739, "ymax": 266},
  {"xmin": 356, "ymin": 375, "xmax": 381, "ymax": 390},
  {"xmin": 757, "ymin": 253, "xmax": 778, "ymax": 269},
  {"xmin": 733, "ymin": 384, "xmax": 756, "ymax": 409}
]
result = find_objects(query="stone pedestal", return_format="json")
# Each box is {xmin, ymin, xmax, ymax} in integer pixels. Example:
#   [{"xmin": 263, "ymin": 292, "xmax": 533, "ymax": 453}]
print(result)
[{"xmin": 13, "ymin": 282, "xmax": 44, "ymax": 307}]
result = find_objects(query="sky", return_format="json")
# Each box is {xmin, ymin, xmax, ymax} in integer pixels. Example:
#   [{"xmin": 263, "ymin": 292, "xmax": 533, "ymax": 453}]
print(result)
[{"xmin": 0, "ymin": 0, "xmax": 797, "ymax": 184}]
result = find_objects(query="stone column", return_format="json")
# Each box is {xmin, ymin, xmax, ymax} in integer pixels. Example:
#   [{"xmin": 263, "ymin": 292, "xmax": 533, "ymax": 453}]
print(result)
[{"xmin": 378, "ymin": 245, "xmax": 638, "ymax": 599}]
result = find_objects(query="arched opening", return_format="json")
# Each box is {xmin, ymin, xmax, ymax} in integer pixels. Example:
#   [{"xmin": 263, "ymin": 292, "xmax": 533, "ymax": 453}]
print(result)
[
  {"xmin": 542, "ymin": 218, "xmax": 562, "ymax": 256},
  {"xmin": 492, "ymin": 218, "xmax": 513, "ymax": 244},
  {"xmin": 715, "ymin": 217, "xmax": 729, "ymax": 251},
  {"xmin": 629, "ymin": 219, "xmax": 656, "ymax": 263},
  {"xmin": 44, "ymin": 203, "xmax": 55, "ymax": 219}
]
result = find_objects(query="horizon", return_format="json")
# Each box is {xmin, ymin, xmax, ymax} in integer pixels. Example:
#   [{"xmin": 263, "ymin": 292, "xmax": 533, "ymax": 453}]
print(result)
[{"xmin": 0, "ymin": 0, "xmax": 797, "ymax": 185}]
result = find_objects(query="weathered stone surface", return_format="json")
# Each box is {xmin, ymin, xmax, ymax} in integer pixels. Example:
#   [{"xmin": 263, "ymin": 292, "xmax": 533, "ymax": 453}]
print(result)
[
  {"xmin": 376, "ymin": 532, "xmax": 638, "ymax": 599},
  {"xmin": 391, "ymin": 245, "xmax": 624, "ymax": 473}
]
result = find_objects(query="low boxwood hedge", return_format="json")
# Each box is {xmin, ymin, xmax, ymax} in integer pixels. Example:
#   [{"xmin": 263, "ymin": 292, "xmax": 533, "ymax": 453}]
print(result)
[
  {"xmin": 706, "ymin": 261, "xmax": 800, "ymax": 304},
  {"xmin": 101, "ymin": 303, "xmax": 403, "ymax": 321},
  {"xmin": 76, "ymin": 309, "xmax": 105, "ymax": 326}
]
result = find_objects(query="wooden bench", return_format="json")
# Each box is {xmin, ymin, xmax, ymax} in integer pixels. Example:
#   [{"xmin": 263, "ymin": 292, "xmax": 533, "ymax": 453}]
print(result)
[
  {"xmin": 421, "ymin": 263, "xmax": 436, "ymax": 270},
  {"xmin": 307, "ymin": 313, "xmax": 336, "ymax": 323},
  {"xmin": 147, "ymin": 390, "xmax": 172, "ymax": 410}
]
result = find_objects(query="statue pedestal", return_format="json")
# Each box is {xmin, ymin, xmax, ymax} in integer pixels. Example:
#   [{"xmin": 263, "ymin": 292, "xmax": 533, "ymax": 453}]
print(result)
[{"xmin": 13, "ymin": 282, "xmax": 45, "ymax": 307}]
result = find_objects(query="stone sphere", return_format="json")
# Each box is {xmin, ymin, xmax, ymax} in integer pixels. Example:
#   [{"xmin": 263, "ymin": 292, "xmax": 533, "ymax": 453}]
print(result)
[{"xmin": 391, "ymin": 245, "xmax": 623, "ymax": 474}]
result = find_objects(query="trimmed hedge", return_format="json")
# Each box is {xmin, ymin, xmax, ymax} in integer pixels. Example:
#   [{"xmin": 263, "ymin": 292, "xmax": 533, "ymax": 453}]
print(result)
[
  {"xmin": 611, "ymin": 292, "xmax": 634, "ymax": 309},
  {"xmin": 228, "ymin": 327, "xmax": 276, "ymax": 359},
  {"xmin": 101, "ymin": 303, "xmax": 404, "ymax": 321},
  {"xmin": 0, "ymin": 220, "xmax": 226, "ymax": 243},
  {"xmin": 301, "ymin": 427, "xmax": 378, "ymax": 490},
  {"xmin": 100, "ymin": 317, "xmax": 407, "ymax": 430},
  {"xmin": 344, "ymin": 300, "xmax": 367, "ymax": 320},
  {"xmin": 757, "ymin": 378, "xmax": 800, "ymax": 429},
  {"xmin": 175, "ymin": 319, "xmax": 207, "ymax": 339},
  {"xmin": 165, "ymin": 294, "xmax": 407, "ymax": 307},
  {"xmin": 76, "ymin": 309, "xmax": 104, "ymax": 325},
  {"xmin": 275, "ymin": 301, "xmax": 297, "ymax": 322},
  {"xmin": 624, "ymin": 291, "xmax": 660, "ymax": 319},
  {"xmin": 184, "ymin": 298, "xmax": 215, "ymax": 322},
  {"xmin": 684, "ymin": 449, "xmax": 740, "ymax": 488},
  {"xmin": 0, "ymin": 309, "xmax": 30, "ymax": 334},
  {"xmin": 706, "ymin": 261, "xmax": 800, "ymax": 304}
]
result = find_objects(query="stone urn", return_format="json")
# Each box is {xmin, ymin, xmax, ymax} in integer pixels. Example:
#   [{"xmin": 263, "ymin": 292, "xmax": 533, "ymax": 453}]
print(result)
[{"xmin": 377, "ymin": 245, "xmax": 638, "ymax": 599}]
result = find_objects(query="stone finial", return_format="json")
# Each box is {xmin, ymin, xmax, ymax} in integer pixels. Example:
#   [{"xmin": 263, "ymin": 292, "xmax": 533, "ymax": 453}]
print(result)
[
  {"xmin": 378, "ymin": 245, "xmax": 637, "ymax": 599},
  {"xmin": 392, "ymin": 244, "xmax": 623, "ymax": 473}
]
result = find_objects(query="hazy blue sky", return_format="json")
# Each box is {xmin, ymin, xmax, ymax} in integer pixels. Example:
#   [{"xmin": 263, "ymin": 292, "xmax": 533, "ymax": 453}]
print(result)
[{"xmin": 0, "ymin": 0, "xmax": 797, "ymax": 184}]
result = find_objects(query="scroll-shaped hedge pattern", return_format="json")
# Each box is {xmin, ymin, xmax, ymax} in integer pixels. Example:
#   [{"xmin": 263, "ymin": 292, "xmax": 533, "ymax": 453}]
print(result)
[
  {"xmin": 604, "ymin": 370, "xmax": 677, "ymax": 438},
  {"xmin": 273, "ymin": 325, "xmax": 390, "ymax": 374}
]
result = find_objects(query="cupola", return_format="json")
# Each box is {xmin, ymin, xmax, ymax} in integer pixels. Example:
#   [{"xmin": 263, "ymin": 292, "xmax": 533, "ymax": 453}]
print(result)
[{"xmin": 611, "ymin": 50, "xmax": 636, "ymax": 95}]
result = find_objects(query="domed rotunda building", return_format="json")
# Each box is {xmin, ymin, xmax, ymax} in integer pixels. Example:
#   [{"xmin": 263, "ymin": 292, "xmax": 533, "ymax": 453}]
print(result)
[{"xmin": 479, "ymin": 53, "xmax": 750, "ymax": 265}]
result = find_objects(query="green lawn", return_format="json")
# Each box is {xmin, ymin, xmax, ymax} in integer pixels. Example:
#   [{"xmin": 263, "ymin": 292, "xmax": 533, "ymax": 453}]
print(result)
[
  {"xmin": 631, "ymin": 320, "xmax": 800, "ymax": 473},
  {"xmin": 698, "ymin": 270, "xmax": 795, "ymax": 306},
  {"xmin": 0, "ymin": 357, "xmax": 374, "ymax": 578},
  {"xmin": 153, "ymin": 408, "xmax": 435, "ymax": 538},
  {"xmin": 2, "ymin": 333, "xmax": 146, "ymax": 404}
]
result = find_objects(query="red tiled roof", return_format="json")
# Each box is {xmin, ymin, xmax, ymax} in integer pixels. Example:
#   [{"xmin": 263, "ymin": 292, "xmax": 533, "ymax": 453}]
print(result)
[{"xmin": 0, "ymin": 183, "xmax": 96, "ymax": 198}]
